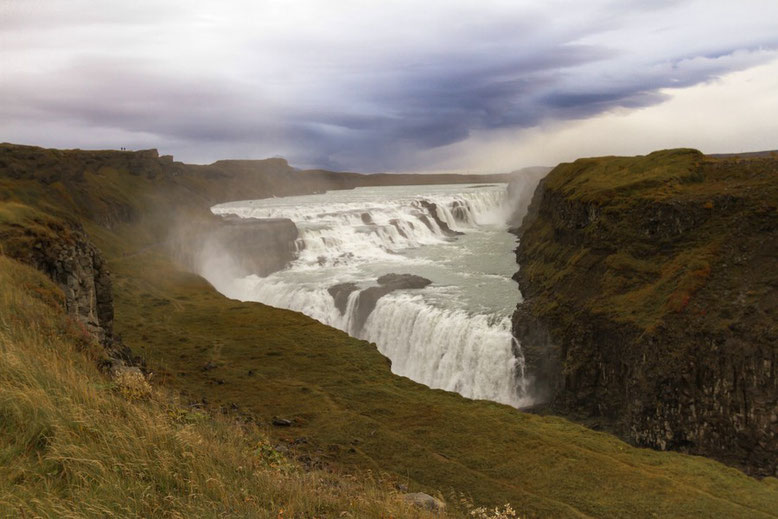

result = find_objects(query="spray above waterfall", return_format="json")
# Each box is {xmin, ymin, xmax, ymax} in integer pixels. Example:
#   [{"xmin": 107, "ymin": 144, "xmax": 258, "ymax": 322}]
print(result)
[{"xmin": 203, "ymin": 183, "xmax": 534, "ymax": 407}]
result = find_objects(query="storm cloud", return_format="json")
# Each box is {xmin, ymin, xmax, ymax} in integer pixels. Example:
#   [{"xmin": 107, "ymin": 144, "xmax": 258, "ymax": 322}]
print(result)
[{"xmin": 2, "ymin": 0, "xmax": 777, "ymax": 171}]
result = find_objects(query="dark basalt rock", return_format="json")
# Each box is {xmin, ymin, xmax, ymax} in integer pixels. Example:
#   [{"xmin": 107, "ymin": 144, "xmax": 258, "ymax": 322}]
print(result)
[
  {"xmin": 351, "ymin": 274, "xmax": 432, "ymax": 333},
  {"xmin": 389, "ymin": 219, "xmax": 409, "ymax": 239},
  {"xmin": 3, "ymin": 218, "xmax": 133, "ymax": 364},
  {"xmin": 416, "ymin": 214, "xmax": 434, "ymax": 232},
  {"xmin": 417, "ymin": 200, "xmax": 464, "ymax": 236},
  {"xmin": 328, "ymin": 282, "xmax": 360, "ymax": 315},
  {"xmin": 376, "ymin": 273, "xmax": 432, "ymax": 290},
  {"xmin": 25, "ymin": 228, "xmax": 113, "ymax": 343}
]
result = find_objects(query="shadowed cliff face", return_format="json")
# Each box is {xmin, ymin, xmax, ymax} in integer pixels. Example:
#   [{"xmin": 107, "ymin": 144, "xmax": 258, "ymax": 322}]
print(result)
[
  {"xmin": 207, "ymin": 217, "xmax": 299, "ymax": 277},
  {"xmin": 512, "ymin": 149, "xmax": 778, "ymax": 477},
  {"xmin": 0, "ymin": 208, "xmax": 136, "ymax": 366},
  {"xmin": 173, "ymin": 216, "xmax": 300, "ymax": 285},
  {"xmin": 14, "ymin": 223, "xmax": 114, "ymax": 344}
]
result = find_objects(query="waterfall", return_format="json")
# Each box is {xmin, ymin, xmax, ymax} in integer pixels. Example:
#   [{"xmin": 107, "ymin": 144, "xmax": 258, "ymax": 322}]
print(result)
[
  {"xmin": 363, "ymin": 293, "xmax": 528, "ymax": 406},
  {"xmin": 206, "ymin": 184, "xmax": 532, "ymax": 408},
  {"xmin": 212, "ymin": 188, "xmax": 508, "ymax": 263}
]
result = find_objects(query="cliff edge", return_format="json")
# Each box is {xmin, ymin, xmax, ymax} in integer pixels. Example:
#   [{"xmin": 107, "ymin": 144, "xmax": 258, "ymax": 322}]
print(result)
[{"xmin": 512, "ymin": 149, "xmax": 777, "ymax": 477}]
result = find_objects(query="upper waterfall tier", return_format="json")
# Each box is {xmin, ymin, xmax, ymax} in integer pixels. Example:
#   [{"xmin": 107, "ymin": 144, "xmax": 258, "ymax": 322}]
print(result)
[{"xmin": 212, "ymin": 184, "xmax": 509, "ymax": 267}]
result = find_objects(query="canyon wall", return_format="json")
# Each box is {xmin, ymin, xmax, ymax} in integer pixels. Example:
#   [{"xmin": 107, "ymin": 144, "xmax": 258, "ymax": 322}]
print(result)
[
  {"xmin": 512, "ymin": 149, "xmax": 777, "ymax": 476},
  {"xmin": 6, "ymin": 221, "xmax": 114, "ymax": 344}
]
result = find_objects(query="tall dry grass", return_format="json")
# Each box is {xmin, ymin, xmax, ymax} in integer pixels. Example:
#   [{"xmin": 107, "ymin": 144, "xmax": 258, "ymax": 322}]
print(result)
[{"xmin": 0, "ymin": 256, "xmax": 441, "ymax": 518}]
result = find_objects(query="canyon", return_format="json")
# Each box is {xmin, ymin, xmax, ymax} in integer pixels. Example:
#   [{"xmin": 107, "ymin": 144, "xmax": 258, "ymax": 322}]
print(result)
[{"xmin": 2, "ymin": 143, "xmax": 776, "ymax": 517}]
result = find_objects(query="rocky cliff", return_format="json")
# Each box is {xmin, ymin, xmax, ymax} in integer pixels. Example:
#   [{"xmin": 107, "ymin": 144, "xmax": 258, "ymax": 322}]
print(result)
[
  {"xmin": 512, "ymin": 149, "xmax": 778, "ymax": 476},
  {"xmin": 196, "ymin": 216, "xmax": 299, "ymax": 277},
  {"xmin": 0, "ymin": 208, "xmax": 135, "ymax": 365},
  {"xmin": 7, "ymin": 222, "xmax": 113, "ymax": 341}
]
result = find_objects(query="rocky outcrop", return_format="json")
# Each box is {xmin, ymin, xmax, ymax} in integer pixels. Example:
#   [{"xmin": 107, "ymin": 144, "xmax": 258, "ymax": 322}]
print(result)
[
  {"xmin": 1, "ymin": 215, "xmax": 134, "ymax": 364},
  {"xmin": 8, "ymin": 223, "xmax": 114, "ymax": 344},
  {"xmin": 205, "ymin": 216, "xmax": 299, "ymax": 277},
  {"xmin": 328, "ymin": 282, "xmax": 360, "ymax": 314},
  {"xmin": 401, "ymin": 492, "xmax": 446, "ymax": 513},
  {"xmin": 375, "ymin": 273, "xmax": 432, "ymax": 289},
  {"xmin": 328, "ymin": 274, "xmax": 432, "ymax": 332},
  {"xmin": 511, "ymin": 150, "xmax": 778, "ymax": 476},
  {"xmin": 36, "ymin": 234, "xmax": 114, "ymax": 345},
  {"xmin": 416, "ymin": 200, "xmax": 464, "ymax": 236},
  {"xmin": 352, "ymin": 274, "xmax": 432, "ymax": 332}
]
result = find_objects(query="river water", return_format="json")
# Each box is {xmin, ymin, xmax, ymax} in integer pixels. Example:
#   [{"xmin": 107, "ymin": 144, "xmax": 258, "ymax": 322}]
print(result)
[{"xmin": 205, "ymin": 183, "xmax": 532, "ymax": 407}]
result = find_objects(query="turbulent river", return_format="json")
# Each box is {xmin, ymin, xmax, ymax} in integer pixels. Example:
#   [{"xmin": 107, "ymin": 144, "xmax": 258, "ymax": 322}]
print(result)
[{"xmin": 204, "ymin": 183, "xmax": 532, "ymax": 407}]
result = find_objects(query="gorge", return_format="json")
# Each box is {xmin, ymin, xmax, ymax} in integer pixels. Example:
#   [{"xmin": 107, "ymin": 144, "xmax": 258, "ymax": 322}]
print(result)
[{"xmin": 2, "ymin": 143, "xmax": 777, "ymax": 517}]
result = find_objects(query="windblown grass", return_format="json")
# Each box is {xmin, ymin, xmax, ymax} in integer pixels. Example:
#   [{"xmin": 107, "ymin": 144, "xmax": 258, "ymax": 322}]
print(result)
[{"xmin": 0, "ymin": 256, "xmax": 437, "ymax": 518}]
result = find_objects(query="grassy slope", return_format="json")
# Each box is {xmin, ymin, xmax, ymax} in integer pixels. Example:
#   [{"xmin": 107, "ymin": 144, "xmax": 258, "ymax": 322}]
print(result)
[
  {"xmin": 106, "ymin": 236, "xmax": 778, "ymax": 518},
  {"xmin": 0, "ymin": 256, "xmax": 438, "ymax": 518},
  {"xmin": 2, "ymin": 144, "xmax": 778, "ymax": 517}
]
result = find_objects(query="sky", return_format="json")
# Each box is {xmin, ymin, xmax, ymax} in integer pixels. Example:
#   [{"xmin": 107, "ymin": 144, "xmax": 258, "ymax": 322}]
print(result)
[{"xmin": 2, "ymin": 0, "xmax": 778, "ymax": 172}]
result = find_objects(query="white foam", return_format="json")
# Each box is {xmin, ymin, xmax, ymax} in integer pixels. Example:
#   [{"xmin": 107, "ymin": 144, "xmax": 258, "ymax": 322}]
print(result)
[
  {"xmin": 203, "ymin": 184, "xmax": 533, "ymax": 407},
  {"xmin": 213, "ymin": 188, "xmax": 509, "ymax": 268},
  {"xmin": 364, "ymin": 293, "xmax": 530, "ymax": 406}
]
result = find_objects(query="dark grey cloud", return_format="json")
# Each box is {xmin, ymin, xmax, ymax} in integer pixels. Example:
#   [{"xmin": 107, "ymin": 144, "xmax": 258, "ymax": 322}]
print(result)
[{"xmin": 1, "ymin": 1, "xmax": 777, "ymax": 171}]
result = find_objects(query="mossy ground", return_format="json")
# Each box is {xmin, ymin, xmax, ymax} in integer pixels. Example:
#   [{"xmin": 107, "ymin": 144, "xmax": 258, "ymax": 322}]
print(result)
[
  {"xmin": 2, "ymin": 144, "xmax": 778, "ymax": 517},
  {"xmin": 521, "ymin": 149, "xmax": 778, "ymax": 331}
]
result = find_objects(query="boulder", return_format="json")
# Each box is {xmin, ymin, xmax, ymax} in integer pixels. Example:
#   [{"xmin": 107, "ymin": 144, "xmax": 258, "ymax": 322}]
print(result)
[
  {"xmin": 377, "ymin": 273, "xmax": 432, "ymax": 290},
  {"xmin": 328, "ymin": 282, "xmax": 360, "ymax": 315},
  {"xmin": 401, "ymin": 492, "xmax": 445, "ymax": 513},
  {"xmin": 351, "ymin": 274, "xmax": 432, "ymax": 333}
]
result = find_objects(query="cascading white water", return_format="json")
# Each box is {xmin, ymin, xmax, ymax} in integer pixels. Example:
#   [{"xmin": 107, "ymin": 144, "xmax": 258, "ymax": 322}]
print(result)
[
  {"xmin": 363, "ymin": 293, "xmax": 527, "ymax": 403},
  {"xmin": 205, "ymin": 183, "xmax": 533, "ymax": 407},
  {"xmin": 213, "ymin": 188, "xmax": 507, "ymax": 265}
]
